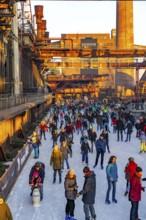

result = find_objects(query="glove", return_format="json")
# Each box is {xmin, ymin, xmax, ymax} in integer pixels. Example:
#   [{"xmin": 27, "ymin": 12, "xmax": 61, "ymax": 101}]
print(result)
[
  {"xmin": 142, "ymin": 187, "xmax": 145, "ymax": 192},
  {"xmin": 142, "ymin": 178, "xmax": 146, "ymax": 181},
  {"xmin": 76, "ymin": 193, "xmax": 80, "ymax": 198}
]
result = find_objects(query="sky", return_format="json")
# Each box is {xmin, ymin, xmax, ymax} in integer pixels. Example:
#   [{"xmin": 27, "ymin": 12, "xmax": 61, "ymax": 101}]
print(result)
[
  {"xmin": 30, "ymin": 1, "xmax": 146, "ymax": 46},
  {"xmin": 7, "ymin": 108, "xmax": 146, "ymax": 220}
]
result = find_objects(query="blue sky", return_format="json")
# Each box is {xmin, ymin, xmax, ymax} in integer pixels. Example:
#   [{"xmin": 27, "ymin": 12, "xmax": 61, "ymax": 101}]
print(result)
[{"xmin": 31, "ymin": 1, "xmax": 146, "ymax": 46}]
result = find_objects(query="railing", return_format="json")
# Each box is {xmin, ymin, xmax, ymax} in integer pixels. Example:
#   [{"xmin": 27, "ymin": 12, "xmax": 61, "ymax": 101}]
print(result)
[{"xmin": 0, "ymin": 93, "xmax": 51, "ymax": 111}]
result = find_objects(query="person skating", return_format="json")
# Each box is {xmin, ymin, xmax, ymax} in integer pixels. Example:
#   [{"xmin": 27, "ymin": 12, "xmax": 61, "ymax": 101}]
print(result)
[
  {"xmin": 64, "ymin": 169, "xmax": 78, "ymax": 220},
  {"xmin": 0, "ymin": 192, "xmax": 13, "ymax": 220},
  {"xmin": 116, "ymin": 117, "xmax": 124, "ymax": 141},
  {"xmin": 93, "ymin": 134, "xmax": 106, "ymax": 169},
  {"xmin": 50, "ymin": 145, "xmax": 62, "ymax": 183},
  {"xmin": 60, "ymin": 141, "xmax": 71, "ymax": 170},
  {"xmin": 77, "ymin": 166, "xmax": 96, "ymax": 220},
  {"xmin": 29, "ymin": 162, "xmax": 45, "ymax": 200},
  {"xmin": 125, "ymin": 121, "xmax": 133, "ymax": 142},
  {"xmin": 101, "ymin": 128, "xmax": 110, "ymax": 153},
  {"xmin": 129, "ymin": 167, "xmax": 145, "ymax": 220},
  {"xmin": 88, "ymin": 128, "xmax": 97, "ymax": 153},
  {"xmin": 105, "ymin": 156, "xmax": 118, "ymax": 204},
  {"xmin": 81, "ymin": 139, "xmax": 91, "ymax": 165},
  {"xmin": 124, "ymin": 157, "xmax": 138, "ymax": 196},
  {"xmin": 139, "ymin": 131, "xmax": 146, "ymax": 153},
  {"xmin": 31, "ymin": 131, "xmax": 42, "ymax": 159}
]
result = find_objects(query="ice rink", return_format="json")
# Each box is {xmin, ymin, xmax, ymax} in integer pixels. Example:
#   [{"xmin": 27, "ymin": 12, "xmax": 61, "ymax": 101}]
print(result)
[{"xmin": 7, "ymin": 115, "xmax": 146, "ymax": 220}]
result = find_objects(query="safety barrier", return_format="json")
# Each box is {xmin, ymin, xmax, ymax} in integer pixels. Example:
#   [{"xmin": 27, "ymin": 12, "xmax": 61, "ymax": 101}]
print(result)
[{"xmin": 0, "ymin": 141, "xmax": 33, "ymax": 199}]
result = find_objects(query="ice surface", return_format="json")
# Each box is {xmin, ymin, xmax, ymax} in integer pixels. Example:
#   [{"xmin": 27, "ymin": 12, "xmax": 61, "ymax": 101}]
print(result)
[{"xmin": 7, "ymin": 117, "xmax": 146, "ymax": 220}]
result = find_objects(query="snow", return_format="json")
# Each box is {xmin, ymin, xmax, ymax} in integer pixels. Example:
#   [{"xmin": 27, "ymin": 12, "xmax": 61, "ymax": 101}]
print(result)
[{"xmin": 7, "ymin": 116, "xmax": 146, "ymax": 220}]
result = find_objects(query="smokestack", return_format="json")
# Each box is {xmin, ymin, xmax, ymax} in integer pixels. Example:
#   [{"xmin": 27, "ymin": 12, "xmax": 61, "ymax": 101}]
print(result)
[{"xmin": 116, "ymin": 0, "xmax": 134, "ymax": 49}]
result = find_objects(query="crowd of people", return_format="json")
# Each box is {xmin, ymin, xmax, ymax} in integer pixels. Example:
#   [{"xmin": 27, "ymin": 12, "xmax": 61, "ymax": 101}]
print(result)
[
  {"xmin": 27, "ymin": 98, "xmax": 146, "ymax": 220},
  {"xmin": 2, "ymin": 97, "xmax": 146, "ymax": 220}
]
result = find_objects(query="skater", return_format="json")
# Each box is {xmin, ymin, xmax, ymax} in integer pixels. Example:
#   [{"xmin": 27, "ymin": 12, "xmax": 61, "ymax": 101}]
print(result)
[
  {"xmin": 31, "ymin": 131, "xmax": 42, "ymax": 159},
  {"xmin": 117, "ymin": 117, "xmax": 124, "ymax": 141},
  {"xmin": 125, "ymin": 121, "xmax": 133, "ymax": 142},
  {"xmin": 93, "ymin": 134, "xmax": 106, "ymax": 169},
  {"xmin": 50, "ymin": 145, "xmax": 62, "ymax": 183},
  {"xmin": 139, "ymin": 131, "xmax": 146, "ymax": 153},
  {"xmin": 124, "ymin": 157, "xmax": 138, "ymax": 196},
  {"xmin": 64, "ymin": 169, "xmax": 78, "ymax": 220},
  {"xmin": 60, "ymin": 141, "xmax": 71, "ymax": 170},
  {"xmin": 105, "ymin": 156, "xmax": 118, "ymax": 204},
  {"xmin": 29, "ymin": 171, "xmax": 42, "ymax": 201},
  {"xmin": 77, "ymin": 166, "xmax": 96, "ymax": 220},
  {"xmin": 88, "ymin": 128, "xmax": 97, "ymax": 153},
  {"xmin": 129, "ymin": 167, "xmax": 145, "ymax": 220},
  {"xmin": 81, "ymin": 139, "xmax": 91, "ymax": 165},
  {"xmin": 39, "ymin": 120, "xmax": 48, "ymax": 140},
  {"xmin": 0, "ymin": 192, "xmax": 13, "ymax": 220},
  {"xmin": 29, "ymin": 162, "xmax": 45, "ymax": 200},
  {"xmin": 101, "ymin": 128, "xmax": 110, "ymax": 153}
]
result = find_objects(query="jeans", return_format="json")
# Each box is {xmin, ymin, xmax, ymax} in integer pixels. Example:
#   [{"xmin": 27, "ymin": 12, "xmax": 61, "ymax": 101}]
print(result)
[
  {"xmin": 105, "ymin": 180, "xmax": 116, "ymax": 202},
  {"xmin": 113, "ymin": 126, "xmax": 117, "ymax": 133},
  {"xmin": 40, "ymin": 131, "xmax": 46, "ymax": 140},
  {"xmin": 33, "ymin": 143, "xmax": 39, "ymax": 158},
  {"xmin": 117, "ymin": 130, "xmax": 123, "ymax": 141},
  {"xmin": 91, "ymin": 141, "xmax": 96, "ymax": 153},
  {"xmin": 130, "ymin": 201, "xmax": 139, "ymax": 220},
  {"xmin": 125, "ymin": 133, "xmax": 131, "ymax": 141},
  {"xmin": 84, "ymin": 203, "xmax": 96, "ymax": 220},
  {"xmin": 94, "ymin": 150, "xmax": 105, "ymax": 167},
  {"xmin": 62, "ymin": 159, "xmax": 70, "ymax": 169},
  {"xmin": 82, "ymin": 152, "xmax": 89, "ymax": 164}
]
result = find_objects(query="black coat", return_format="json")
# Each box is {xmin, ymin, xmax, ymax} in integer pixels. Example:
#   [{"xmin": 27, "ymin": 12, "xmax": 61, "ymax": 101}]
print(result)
[
  {"xmin": 79, "ymin": 171, "xmax": 96, "ymax": 204},
  {"xmin": 81, "ymin": 142, "xmax": 90, "ymax": 153},
  {"xmin": 29, "ymin": 165, "xmax": 45, "ymax": 184},
  {"xmin": 117, "ymin": 119, "xmax": 124, "ymax": 130}
]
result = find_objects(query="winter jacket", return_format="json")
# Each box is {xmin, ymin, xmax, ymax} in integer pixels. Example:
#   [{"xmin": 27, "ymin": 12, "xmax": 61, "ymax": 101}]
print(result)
[
  {"xmin": 59, "ymin": 132, "xmax": 66, "ymax": 143},
  {"xmin": 76, "ymin": 119, "xmax": 82, "ymax": 129},
  {"xmin": 81, "ymin": 142, "xmax": 90, "ymax": 153},
  {"xmin": 125, "ymin": 122, "xmax": 133, "ymax": 134},
  {"xmin": 79, "ymin": 171, "xmax": 96, "ymax": 204},
  {"xmin": 30, "ymin": 175, "xmax": 42, "ymax": 187},
  {"xmin": 116, "ymin": 119, "xmax": 124, "ymax": 130},
  {"xmin": 50, "ymin": 150, "xmax": 62, "ymax": 170},
  {"xmin": 64, "ymin": 175, "xmax": 77, "ymax": 200},
  {"xmin": 129, "ymin": 174, "xmax": 144, "ymax": 202},
  {"xmin": 95, "ymin": 138, "xmax": 106, "ymax": 152},
  {"xmin": 89, "ymin": 132, "xmax": 97, "ymax": 142},
  {"xmin": 0, "ymin": 198, "xmax": 13, "ymax": 220},
  {"xmin": 60, "ymin": 146, "xmax": 71, "ymax": 160},
  {"xmin": 124, "ymin": 161, "xmax": 138, "ymax": 181},
  {"xmin": 29, "ymin": 166, "xmax": 45, "ymax": 184},
  {"xmin": 106, "ymin": 163, "xmax": 118, "ymax": 182}
]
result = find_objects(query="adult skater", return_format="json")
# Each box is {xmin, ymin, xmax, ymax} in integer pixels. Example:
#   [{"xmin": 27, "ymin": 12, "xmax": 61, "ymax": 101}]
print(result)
[
  {"xmin": 77, "ymin": 166, "xmax": 96, "ymax": 220},
  {"xmin": 0, "ymin": 192, "xmax": 13, "ymax": 220},
  {"xmin": 64, "ymin": 169, "xmax": 78, "ymax": 220}
]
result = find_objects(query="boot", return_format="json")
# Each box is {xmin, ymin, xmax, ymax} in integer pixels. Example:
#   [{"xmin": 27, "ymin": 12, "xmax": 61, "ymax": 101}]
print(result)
[
  {"xmin": 53, "ymin": 178, "xmax": 56, "ymax": 184},
  {"xmin": 59, "ymin": 178, "xmax": 62, "ymax": 184},
  {"xmin": 65, "ymin": 214, "xmax": 70, "ymax": 220}
]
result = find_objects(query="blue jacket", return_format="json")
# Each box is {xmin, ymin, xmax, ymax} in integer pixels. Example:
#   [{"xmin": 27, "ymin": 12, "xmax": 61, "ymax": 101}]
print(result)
[
  {"xmin": 96, "ymin": 138, "xmax": 106, "ymax": 152},
  {"xmin": 106, "ymin": 163, "xmax": 118, "ymax": 181}
]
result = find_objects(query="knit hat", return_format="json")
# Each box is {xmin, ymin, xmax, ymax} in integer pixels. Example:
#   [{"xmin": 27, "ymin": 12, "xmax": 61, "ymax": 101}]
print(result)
[
  {"xmin": 83, "ymin": 166, "xmax": 90, "ymax": 174},
  {"xmin": 69, "ymin": 169, "xmax": 75, "ymax": 176},
  {"xmin": 128, "ymin": 157, "xmax": 134, "ymax": 162},
  {"xmin": 136, "ymin": 167, "xmax": 142, "ymax": 172},
  {"xmin": 33, "ymin": 171, "xmax": 39, "ymax": 177}
]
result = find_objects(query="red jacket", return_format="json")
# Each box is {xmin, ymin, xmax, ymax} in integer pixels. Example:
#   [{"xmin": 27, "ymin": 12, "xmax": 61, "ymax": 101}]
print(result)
[
  {"xmin": 76, "ymin": 119, "xmax": 82, "ymax": 129},
  {"xmin": 129, "ymin": 174, "xmax": 144, "ymax": 202},
  {"xmin": 125, "ymin": 161, "xmax": 138, "ymax": 181},
  {"xmin": 112, "ymin": 118, "xmax": 117, "ymax": 126}
]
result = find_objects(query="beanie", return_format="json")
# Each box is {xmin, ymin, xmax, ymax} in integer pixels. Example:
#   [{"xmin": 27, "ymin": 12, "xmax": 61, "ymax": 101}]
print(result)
[
  {"xmin": 128, "ymin": 157, "xmax": 134, "ymax": 162},
  {"xmin": 136, "ymin": 167, "xmax": 142, "ymax": 172},
  {"xmin": 83, "ymin": 166, "xmax": 90, "ymax": 174}
]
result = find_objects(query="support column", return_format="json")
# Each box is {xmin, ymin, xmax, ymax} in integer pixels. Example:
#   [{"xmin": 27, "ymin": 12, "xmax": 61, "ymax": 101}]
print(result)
[{"xmin": 12, "ymin": 3, "xmax": 22, "ymax": 95}]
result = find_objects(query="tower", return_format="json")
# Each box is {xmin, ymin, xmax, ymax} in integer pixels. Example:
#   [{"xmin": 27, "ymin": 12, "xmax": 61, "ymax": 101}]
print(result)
[
  {"xmin": 116, "ymin": 0, "xmax": 134, "ymax": 49},
  {"xmin": 116, "ymin": 0, "xmax": 134, "ymax": 96}
]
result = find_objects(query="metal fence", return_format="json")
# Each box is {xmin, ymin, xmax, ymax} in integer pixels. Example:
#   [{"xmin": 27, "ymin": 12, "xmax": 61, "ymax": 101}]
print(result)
[{"xmin": 0, "ymin": 93, "xmax": 51, "ymax": 111}]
